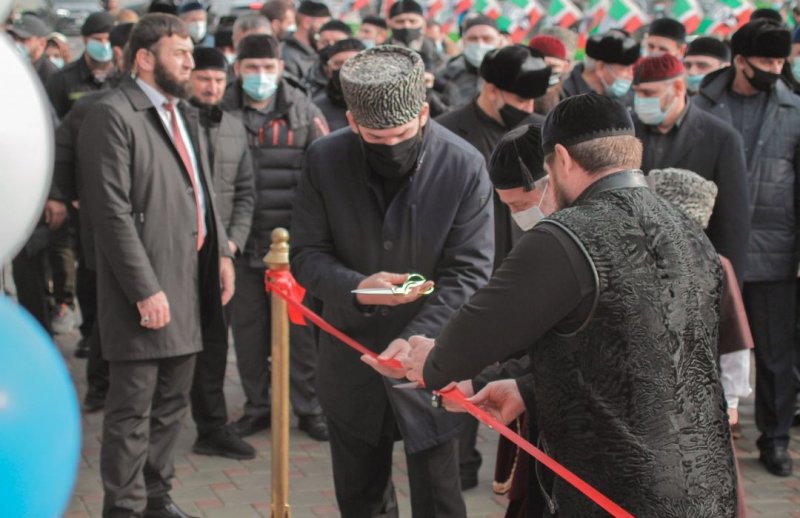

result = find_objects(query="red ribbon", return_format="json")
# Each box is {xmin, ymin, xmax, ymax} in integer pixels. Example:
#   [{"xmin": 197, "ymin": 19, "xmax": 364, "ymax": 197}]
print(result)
[{"xmin": 264, "ymin": 271, "xmax": 634, "ymax": 517}]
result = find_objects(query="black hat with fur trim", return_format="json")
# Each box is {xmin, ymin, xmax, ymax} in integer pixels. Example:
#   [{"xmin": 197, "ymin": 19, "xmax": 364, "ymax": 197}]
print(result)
[
  {"xmin": 731, "ymin": 19, "xmax": 791, "ymax": 58},
  {"xmin": 480, "ymin": 45, "xmax": 552, "ymax": 99},
  {"xmin": 586, "ymin": 30, "xmax": 640, "ymax": 65}
]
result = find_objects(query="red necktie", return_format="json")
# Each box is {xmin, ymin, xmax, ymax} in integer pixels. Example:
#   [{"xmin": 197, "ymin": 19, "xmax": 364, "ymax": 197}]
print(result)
[{"xmin": 164, "ymin": 102, "xmax": 204, "ymax": 250}]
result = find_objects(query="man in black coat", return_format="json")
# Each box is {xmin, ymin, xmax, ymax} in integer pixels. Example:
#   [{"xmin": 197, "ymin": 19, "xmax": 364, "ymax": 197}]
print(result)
[
  {"xmin": 281, "ymin": 0, "xmax": 330, "ymax": 81},
  {"xmin": 291, "ymin": 45, "xmax": 493, "ymax": 517},
  {"xmin": 631, "ymin": 54, "xmax": 750, "ymax": 281},
  {"xmin": 694, "ymin": 19, "xmax": 800, "ymax": 477},
  {"xmin": 223, "ymin": 34, "xmax": 330, "ymax": 441},
  {"xmin": 311, "ymin": 38, "xmax": 365, "ymax": 132},
  {"xmin": 385, "ymin": 0, "xmax": 445, "ymax": 72},
  {"xmin": 188, "ymin": 47, "xmax": 257, "ymax": 461},
  {"xmin": 436, "ymin": 44, "xmax": 550, "ymax": 489}
]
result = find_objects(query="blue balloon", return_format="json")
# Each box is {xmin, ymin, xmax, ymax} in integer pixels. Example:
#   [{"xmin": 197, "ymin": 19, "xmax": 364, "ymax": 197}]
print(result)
[{"xmin": 0, "ymin": 296, "xmax": 81, "ymax": 518}]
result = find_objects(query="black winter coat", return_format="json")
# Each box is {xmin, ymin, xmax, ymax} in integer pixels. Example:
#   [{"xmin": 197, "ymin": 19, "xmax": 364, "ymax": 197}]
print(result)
[
  {"xmin": 694, "ymin": 68, "xmax": 800, "ymax": 282},
  {"xmin": 291, "ymin": 121, "xmax": 495, "ymax": 452},
  {"xmin": 434, "ymin": 55, "xmax": 480, "ymax": 110}
]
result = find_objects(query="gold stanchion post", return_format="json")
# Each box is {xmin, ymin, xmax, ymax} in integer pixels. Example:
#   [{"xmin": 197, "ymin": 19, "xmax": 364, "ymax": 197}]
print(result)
[{"xmin": 264, "ymin": 227, "xmax": 291, "ymax": 518}]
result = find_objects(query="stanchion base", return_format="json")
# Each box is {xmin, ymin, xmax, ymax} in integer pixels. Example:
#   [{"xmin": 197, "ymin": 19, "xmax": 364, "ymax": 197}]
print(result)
[{"xmin": 270, "ymin": 503, "xmax": 291, "ymax": 518}]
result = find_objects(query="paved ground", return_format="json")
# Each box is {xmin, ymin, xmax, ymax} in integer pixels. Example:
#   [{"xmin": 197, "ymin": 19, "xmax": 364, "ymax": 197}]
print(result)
[{"xmin": 56, "ymin": 331, "xmax": 800, "ymax": 518}]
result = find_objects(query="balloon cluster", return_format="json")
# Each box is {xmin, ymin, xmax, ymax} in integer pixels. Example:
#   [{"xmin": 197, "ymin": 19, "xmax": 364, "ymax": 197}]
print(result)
[{"xmin": 0, "ymin": 0, "xmax": 82, "ymax": 515}]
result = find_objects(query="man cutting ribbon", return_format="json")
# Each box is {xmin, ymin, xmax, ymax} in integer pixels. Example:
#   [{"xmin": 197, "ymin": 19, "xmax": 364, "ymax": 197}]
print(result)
[
  {"xmin": 385, "ymin": 93, "xmax": 739, "ymax": 516},
  {"xmin": 290, "ymin": 45, "xmax": 495, "ymax": 517}
]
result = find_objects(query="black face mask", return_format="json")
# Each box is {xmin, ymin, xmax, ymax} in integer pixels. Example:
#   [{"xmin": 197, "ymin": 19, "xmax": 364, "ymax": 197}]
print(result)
[
  {"xmin": 326, "ymin": 69, "xmax": 345, "ymax": 106},
  {"xmin": 499, "ymin": 104, "xmax": 530, "ymax": 128},
  {"xmin": 393, "ymin": 27, "xmax": 422, "ymax": 46},
  {"xmin": 744, "ymin": 59, "xmax": 781, "ymax": 92},
  {"xmin": 361, "ymin": 128, "xmax": 424, "ymax": 179}
]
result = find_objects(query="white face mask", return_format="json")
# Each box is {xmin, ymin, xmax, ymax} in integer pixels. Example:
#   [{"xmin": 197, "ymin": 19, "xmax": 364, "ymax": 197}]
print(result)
[
  {"xmin": 187, "ymin": 21, "xmax": 207, "ymax": 43},
  {"xmin": 511, "ymin": 181, "xmax": 549, "ymax": 231}
]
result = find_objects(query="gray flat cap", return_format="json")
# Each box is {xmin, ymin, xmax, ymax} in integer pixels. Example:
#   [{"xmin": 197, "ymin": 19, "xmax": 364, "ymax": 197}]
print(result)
[
  {"xmin": 649, "ymin": 168, "xmax": 718, "ymax": 229},
  {"xmin": 340, "ymin": 45, "xmax": 425, "ymax": 129}
]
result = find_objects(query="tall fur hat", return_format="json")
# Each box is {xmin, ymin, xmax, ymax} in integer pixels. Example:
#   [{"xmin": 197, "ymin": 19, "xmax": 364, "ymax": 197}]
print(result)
[{"xmin": 649, "ymin": 168, "xmax": 718, "ymax": 228}]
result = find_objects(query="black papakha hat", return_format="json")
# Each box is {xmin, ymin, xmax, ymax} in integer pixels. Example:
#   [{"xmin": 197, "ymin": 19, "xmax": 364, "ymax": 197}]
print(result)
[
  {"xmin": 237, "ymin": 34, "xmax": 281, "ymax": 60},
  {"xmin": 480, "ymin": 45, "xmax": 552, "ymax": 99},
  {"xmin": 685, "ymin": 36, "xmax": 730, "ymax": 61},
  {"xmin": 542, "ymin": 92, "xmax": 635, "ymax": 155},
  {"xmin": 489, "ymin": 124, "xmax": 546, "ymax": 191},
  {"xmin": 320, "ymin": 37, "xmax": 366, "ymax": 63},
  {"xmin": 193, "ymin": 47, "xmax": 227, "ymax": 70},
  {"xmin": 731, "ymin": 18, "xmax": 791, "ymax": 58},
  {"xmin": 647, "ymin": 17, "xmax": 686, "ymax": 43},
  {"xmin": 82, "ymin": 11, "xmax": 114, "ymax": 36},
  {"xmin": 586, "ymin": 30, "xmax": 640, "ymax": 65},
  {"xmin": 389, "ymin": 0, "xmax": 423, "ymax": 18}
]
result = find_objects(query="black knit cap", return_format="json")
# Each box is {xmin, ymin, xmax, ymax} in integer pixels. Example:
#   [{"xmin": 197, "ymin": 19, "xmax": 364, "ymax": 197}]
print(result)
[
  {"xmin": 214, "ymin": 28, "xmax": 233, "ymax": 49},
  {"xmin": 542, "ymin": 93, "xmax": 635, "ymax": 155},
  {"xmin": 110, "ymin": 22, "xmax": 134, "ymax": 48},
  {"xmin": 193, "ymin": 47, "xmax": 227, "ymax": 70},
  {"xmin": 148, "ymin": 0, "xmax": 178, "ymax": 15},
  {"xmin": 685, "ymin": 36, "xmax": 730, "ymax": 61},
  {"xmin": 297, "ymin": 0, "xmax": 331, "ymax": 17},
  {"xmin": 480, "ymin": 45, "xmax": 552, "ymax": 99},
  {"xmin": 489, "ymin": 124, "xmax": 546, "ymax": 191},
  {"xmin": 319, "ymin": 19, "xmax": 352, "ymax": 35},
  {"xmin": 731, "ymin": 18, "xmax": 791, "ymax": 58},
  {"xmin": 647, "ymin": 17, "xmax": 686, "ymax": 43},
  {"xmin": 586, "ymin": 30, "xmax": 640, "ymax": 65},
  {"xmin": 81, "ymin": 11, "xmax": 114, "ymax": 36},
  {"xmin": 237, "ymin": 34, "xmax": 281, "ymax": 60},
  {"xmin": 362, "ymin": 15, "xmax": 387, "ymax": 30},
  {"xmin": 389, "ymin": 0, "xmax": 423, "ymax": 18},
  {"xmin": 750, "ymin": 7, "xmax": 783, "ymax": 23},
  {"xmin": 462, "ymin": 14, "xmax": 499, "ymax": 34},
  {"xmin": 320, "ymin": 37, "xmax": 366, "ymax": 63},
  {"xmin": 178, "ymin": 1, "xmax": 204, "ymax": 14}
]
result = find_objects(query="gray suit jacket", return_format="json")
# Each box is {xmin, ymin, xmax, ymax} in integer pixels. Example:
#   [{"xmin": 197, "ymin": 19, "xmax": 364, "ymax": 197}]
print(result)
[{"xmin": 78, "ymin": 77, "xmax": 229, "ymax": 361}]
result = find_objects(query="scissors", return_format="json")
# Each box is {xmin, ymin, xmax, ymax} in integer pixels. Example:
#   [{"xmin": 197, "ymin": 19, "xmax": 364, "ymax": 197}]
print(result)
[{"xmin": 351, "ymin": 273, "xmax": 435, "ymax": 296}]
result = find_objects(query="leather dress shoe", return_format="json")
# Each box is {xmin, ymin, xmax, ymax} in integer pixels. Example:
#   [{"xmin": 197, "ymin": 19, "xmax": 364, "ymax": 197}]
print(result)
[
  {"xmin": 143, "ymin": 496, "xmax": 198, "ymax": 518},
  {"xmin": 231, "ymin": 414, "xmax": 270, "ymax": 437},
  {"xmin": 193, "ymin": 425, "xmax": 256, "ymax": 460},
  {"xmin": 758, "ymin": 446, "xmax": 793, "ymax": 477},
  {"xmin": 298, "ymin": 414, "xmax": 329, "ymax": 441},
  {"xmin": 83, "ymin": 388, "xmax": 106, "ymax": 413}
]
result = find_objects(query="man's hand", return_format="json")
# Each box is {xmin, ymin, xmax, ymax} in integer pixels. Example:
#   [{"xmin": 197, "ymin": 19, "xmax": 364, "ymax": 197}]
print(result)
[
  {"xmin": 44, "ymin": 200, "xmax": 67, "ymax": 230},
  {"xmin": 727, "ymin": 407, "xmax": 739, "ymax": 426},
  {"xmin": 468, "ymin": 379, "xmax": 526, "ymax": 425},
  {"xmin": 227, "ymin": 240, "xmax": 238, "ymax": 256},
  {"xmin": 220, "ymin": 256, "xmax": 235, "ymax": 305},
  {"xmin": 355, "ymin": 272, "xmax": 434, "ymax": 307},
  {"xmin": 442, "ymin": 380, "xmax": 473, "ymax": 413},
  {"xmin": 361, "ymin": 338, "xmax": 411, "ymax": 378},
  {"xmin": 403, "ymin": 335, "xmax": 435, "ymax": 383},
  {"xmin": 136, "ymin": 291, "xmax": 170, "ymax": 329}
]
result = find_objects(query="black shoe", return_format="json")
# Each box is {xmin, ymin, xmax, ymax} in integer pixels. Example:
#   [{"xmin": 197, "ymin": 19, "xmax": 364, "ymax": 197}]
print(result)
[
  {"xmin": 143, "ymin": 496, "xmax": 198, "ymax": 518},
  {"xmin": 74, "ymin": 337, "xmax": 89, "ymax": 358},
  {"xmin": 298, "ymin": 415, "xmax": 329, "ymax": 441},
  {"xmin": 231, "ymin": 414, "xmax": 270, "ymax": 437},
  {"xmin": 83, "ymin": 389, "xmax": 106, "ymax": 413},
  {"xmin": 758, "ymin": 446, "xmax": 793, "ymax": 477},
  {"xmin": 460, "ymin": 473, "xmax": 478, "ymax": 491},
  {"xmin": 193, "ymin": 426, "xmax": 256, "ymax": 460}
]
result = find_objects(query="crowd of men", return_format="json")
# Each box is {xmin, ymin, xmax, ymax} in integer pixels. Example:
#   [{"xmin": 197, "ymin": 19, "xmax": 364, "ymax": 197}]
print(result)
[{"xmin": 2, "ymin": 0, "xmax": 800, "ymax": 516}]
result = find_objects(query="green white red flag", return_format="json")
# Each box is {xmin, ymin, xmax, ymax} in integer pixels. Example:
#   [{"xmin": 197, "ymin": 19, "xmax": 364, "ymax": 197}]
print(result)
[{"xmin": 548, "ymin": 0, "xmax": 583, "ymax": 28}]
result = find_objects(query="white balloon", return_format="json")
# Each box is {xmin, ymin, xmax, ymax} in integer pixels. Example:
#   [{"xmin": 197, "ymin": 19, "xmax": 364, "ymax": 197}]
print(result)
[
  {"xmin": 0, "ymin": 0, "xmax": 10, "ymax": 23},
  {"xmin": 0, "ymin": 36, "xmax": 54, "ymax": 265}
]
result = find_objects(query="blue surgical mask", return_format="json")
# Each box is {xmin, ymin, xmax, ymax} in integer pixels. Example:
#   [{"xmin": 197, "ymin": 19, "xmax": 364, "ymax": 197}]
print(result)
[
  {"xmin": 605, "ymin": 76, "xmax": 632, "ymax": 98},
  {"xmin": 49, "ymin": 56, "xmax": 65, "ymax": 68},
  {"xmin": 686, "ymin": 73, "xmax": 705, "ymax": 93},
  {"xmin": 86, "ymin": 39, "xmax": 113, "ymax": 63},
  {"xmin": 16, "ymin": 42, "xmax": 29, "ymax": 59},
  {"xmin": 242, "ymin": 73, "xmax": 278, "ymax": 101},
  {"xmin": 361, "ymin": 38, "xmax": 376, "ymax": 49},
  {"xmin": 792, "ymin": 59, "xmax": 800, "ymax": 83},
  {"xmin": 463, "ymin": 42, "xmax": 495, "ymax": 68},
  {"xmin": 634, "ymin": 93, "xmax": 675, "ymax": 126}
]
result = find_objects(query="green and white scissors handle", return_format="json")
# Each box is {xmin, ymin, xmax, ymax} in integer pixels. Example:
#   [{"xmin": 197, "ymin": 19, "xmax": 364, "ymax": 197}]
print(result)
[{"xmin": 351, "ymin": 273, "xmax": 435, "ymax": 296}]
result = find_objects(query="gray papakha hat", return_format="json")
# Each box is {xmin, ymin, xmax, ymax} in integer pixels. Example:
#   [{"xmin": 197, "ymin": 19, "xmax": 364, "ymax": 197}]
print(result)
[
  {"xmin": 649, "ymin": 168, "xmax": 718, "ymax": 229},
  {"xmin": 340, "ymin": 45, "xmax": 426, "ymax": 130}
]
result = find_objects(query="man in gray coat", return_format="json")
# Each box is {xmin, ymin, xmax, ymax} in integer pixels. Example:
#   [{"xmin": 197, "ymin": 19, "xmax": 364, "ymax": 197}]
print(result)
[
  {"xmin": 694, "ymin": 18, "xmax": 800, "ymax": 477},
  {"xmin": 292, "ymin": 45, "xmax": 494, "ymax": 517},
  {"xmin": 78, "ymin": 14, "xmax": 234, "ymax": 517}
]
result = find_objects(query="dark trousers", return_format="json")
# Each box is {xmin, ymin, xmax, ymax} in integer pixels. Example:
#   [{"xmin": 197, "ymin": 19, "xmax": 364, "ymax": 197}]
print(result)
[
  {"xmin": 231, "ymin": 263, "xmax": 321, "ymax": 419},
  {"xmin": 12, "ymin": 248, "xmax": 50, "ymax": 334},
  {"xmin": 327, "ymin": 417, "xmax": 466, "ymax": 518},
  {"xmin": 48, "ymin": 216, "xmax": 76, "ymax": 306},
  {"xmin": 458, "ymin": 416, "xmax": 482, "ymax": 482},
  {"xmin": 78, "ymin": 265, "xmax": 109, "ymax": 398},
  {"xmin": 85, "ymin": 322, "xmax": 110, "ymax": 399},
  {"xmin": 743, "ymin": 280, "xmax": 797, "ymax": 450},
  {"xmin": 101, "ymin": 354, "xmax": 196, "ymax": 516},
  {"xmin": 76, "ymin": 234, "xmax": 96, "ymax": 338},
  {"xmin": 190, "ymin": 306, "xmax": 232, "ymax": 435}
]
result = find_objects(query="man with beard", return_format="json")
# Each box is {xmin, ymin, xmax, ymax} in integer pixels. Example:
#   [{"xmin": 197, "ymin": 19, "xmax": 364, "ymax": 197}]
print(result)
[
  {"xmin": 188, "ymin": 47, "xmax": 256, "ymax": 460},
  {"xmin": 281, "ymin": 0, "xmax": 330, "ymax": 81},
  {"xmin": 261, "ymin": 0, "xmax": 297, "ymax": 41},
  {"xmin": 222, "ymin": 34, "xmax": 330, "ymax": 441},
  {"xmin": 311, "ymin": 38, "xmax": 365, "ymax": 131},
  {"xmin": 303, "ymin": 20, "xmax": 353, "ymax": 97},
  {"xmin": 528, "ymin": 35, "xmax": 571, "ymax": 115},
  {"xmin": 291, "ymin": 45, "xmax": 493, "ymax": 517},
  {"xmin": 78, "ymin": 14, "xmax": 234, "ymax": 517},
  {"xmin": 695, "ymin": 19, "xmax": 800, "ymax": 477},
  {"xmin": 386, "ymin": 0, "xmax": 445, "ymax": 72},
  {"xmin": 435, "ymin": 44, "xmax": 550, "ymax": 490},
  {"xmin": 399, "ymin": 93, "xmax": 738, "ymax": 517},
  {"xmin": 562, "ymin": 30, "xmax": 639, "ymax": 106}
]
